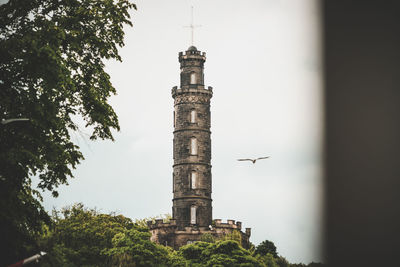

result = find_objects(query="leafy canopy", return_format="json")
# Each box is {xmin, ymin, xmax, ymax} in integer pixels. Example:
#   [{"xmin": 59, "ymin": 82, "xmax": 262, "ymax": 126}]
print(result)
[
  {"xmin": 0, "ymin": 0, "xmax": 135, "ymax": 263},
  {"xmin": 0, "ymin": 0, "xmax": 136, "ymax": 195},
  {"xmin": 40, "ymin": 203, "xmax": 146, "ymax": 266},
  {"xmin": 256, "ymin": 239, "xmax": 279, "ymax": 258},
  {"xmin": 35, "ymin": 204, "xmax": 326, "ymax": 267}
]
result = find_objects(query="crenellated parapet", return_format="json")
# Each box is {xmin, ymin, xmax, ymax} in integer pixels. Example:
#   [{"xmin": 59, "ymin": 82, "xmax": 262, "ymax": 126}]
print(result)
[
  {"xmin": 178, "ymin": 49, "xmax": 206, "ymax": 64},
  {"xmin": 211, "ymin": 219, "xmax": 251, "ymax": 237},
  {"xmin": 147, "ymin": 218, "xmax": 251, "ymax": 249},
  {"xmin": 147, "ymin": 219, "xmax": 177, "ymax": 230}
]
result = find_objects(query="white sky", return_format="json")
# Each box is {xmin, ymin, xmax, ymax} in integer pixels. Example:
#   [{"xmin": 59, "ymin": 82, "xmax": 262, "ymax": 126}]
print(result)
[{"xmin": 37, "ymin": 0, "xmax": 323, "ymax": 263}]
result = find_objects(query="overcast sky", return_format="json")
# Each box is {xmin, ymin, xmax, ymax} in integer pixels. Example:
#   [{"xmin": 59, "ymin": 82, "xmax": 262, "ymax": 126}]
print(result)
[{"xmin": 34, "ymin": 0, "xmax": 323, "ymax": 264}]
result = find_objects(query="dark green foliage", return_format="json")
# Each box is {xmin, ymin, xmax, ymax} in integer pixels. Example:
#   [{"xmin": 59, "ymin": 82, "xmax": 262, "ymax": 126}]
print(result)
[
  {"xmin": 40, "ymin": 203, "xmax": 137, "ymax": 266},
  {"xmin": 256, "ymin": 239, "xmax": 279, "ymax": 258},
  {"xmin": 200, "ymin": 233, "xmax": 216, "ymax": 243},
  {"xmin": 178, "ymin": 240, "xmax": 262, "ymax": 267},
  {"xmin": 33, "ymin": 204, "xmax": 326, "ymax": 267},
  {"xmin": 256, "ymin": 253, "xmax": 279, "ymax": 267},
  {"xmin": 0, "ymin": 0, "xmax": 135, "ymax": 264},
  {"xmin": 276, "ymin": 256, "xmax": 290, "ymax": 267},
  {"xmin": 0, "ymin": 184, "xmax": 50, "ymax": 265},
  {"xmin": 219, "ymin": 229, "xmax": 242, "ymax": 244},
  {"xmin": 104, "ymin": 228, "xmax": 171, "ymax": 266}
]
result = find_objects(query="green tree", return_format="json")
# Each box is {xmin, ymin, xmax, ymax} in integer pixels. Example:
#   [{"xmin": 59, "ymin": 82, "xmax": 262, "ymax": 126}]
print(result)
[
  {"xmin": 178, "ymin": 240, "xmax": 261, "ymax": 267},
  {"xmin": 40, "ymin": 203, "xmax": 136, "ymax": 266},
  {"xmin": 200, "ymin": 233, "xmax": 216, "ymax": 243},
  {"xmin": 276, "ymin": 256, "xmax": 290, "ymax": 267},
  {"xmin": 0, "ymin": 0, "xmax": 135, "ymax": 264},
  {"xmin": 219, "ymin": 229, "xmax": 242, "ymax": 244},
  {"xmin": 256, "ymin": 240, "xmax": 279, "ymax": 258},
  {"xmin": 103, "ymin": 228, "xmax": 171, "ymax": 266},
  {"xmin": 256, "ymin": 253, "xmax": 279, "ymax": 267}
]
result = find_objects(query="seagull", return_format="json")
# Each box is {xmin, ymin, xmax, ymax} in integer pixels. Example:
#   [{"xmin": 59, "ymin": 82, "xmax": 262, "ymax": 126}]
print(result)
[{"xmin": 237, "ymin": 156, "xmax": 270, "ymax": 164}]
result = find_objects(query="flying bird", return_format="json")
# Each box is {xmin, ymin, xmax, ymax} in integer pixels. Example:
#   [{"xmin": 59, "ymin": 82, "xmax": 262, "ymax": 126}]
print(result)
[{"xmin": 237, "ymin": 156, "xmax": 270, "ymax": 164}]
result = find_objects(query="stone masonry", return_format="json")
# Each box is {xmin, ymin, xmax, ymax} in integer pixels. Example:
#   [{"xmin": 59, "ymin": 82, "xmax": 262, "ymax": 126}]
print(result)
[{"xmin": 148, "ymin": 46, "xmax": 251, "ymax": 249}]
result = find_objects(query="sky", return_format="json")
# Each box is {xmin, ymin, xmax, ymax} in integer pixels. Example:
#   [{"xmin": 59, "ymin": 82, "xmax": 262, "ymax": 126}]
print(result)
[{"xmin": 33, "ymin": 0, "xmax": 323, "ymax": 264}]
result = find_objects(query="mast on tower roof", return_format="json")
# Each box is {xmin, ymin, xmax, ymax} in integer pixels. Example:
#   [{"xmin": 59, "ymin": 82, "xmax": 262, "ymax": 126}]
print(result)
[{"xmin": 184, "ymin": 6, "xmax": 201, "ymax": 46}]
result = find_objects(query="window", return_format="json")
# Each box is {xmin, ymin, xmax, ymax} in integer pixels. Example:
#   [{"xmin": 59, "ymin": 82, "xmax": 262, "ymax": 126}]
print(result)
[
  {"xmin": 190, "ymin": 137, "xmax": 197, "ymax": 155},
  {"xmin": 174, "ymin": 106, "xmax": 177, "ymax": 127},
  {"xmin": 190, "ymin": 206, "xmax": 197, "ymax": 224},
  {"xmin": 190, "ymin": 73, "xmax": 196, "ymax": 84},
  {"xmin": 190, "ymin": 110, "xmax": 196, "ymax": 123},
  {"xmin": 191, "ymin": 171, "xmax": 197, "ymax": 189}
]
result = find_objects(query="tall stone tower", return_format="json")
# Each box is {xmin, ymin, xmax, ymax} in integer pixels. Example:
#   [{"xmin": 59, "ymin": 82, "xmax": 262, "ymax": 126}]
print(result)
[
  {"xmin": 148, "ymin": 46, "xmax": 251, "ymax": 249},
  {"xmin": 172, "ymin": 45, "xmax": 213, "ymax": 230}
]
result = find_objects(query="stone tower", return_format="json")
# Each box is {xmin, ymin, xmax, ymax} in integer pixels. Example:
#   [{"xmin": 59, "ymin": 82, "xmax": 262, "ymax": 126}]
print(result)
[
  {"xmin": 148, "ymin": 46, "xmax": 251, "ymax": 249},
  {"xmin": 172, "ymin": 45, "xmax": 213, "ymax": 230}
]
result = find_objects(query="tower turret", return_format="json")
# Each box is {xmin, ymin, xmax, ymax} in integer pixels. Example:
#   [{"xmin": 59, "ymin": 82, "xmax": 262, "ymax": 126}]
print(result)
[{"xmin": 172, "ymin": 46, "xmax": 213, "ymax": 229}]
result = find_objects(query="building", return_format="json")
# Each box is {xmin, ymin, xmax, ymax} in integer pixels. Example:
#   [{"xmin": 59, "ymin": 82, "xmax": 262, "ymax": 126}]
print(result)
[{"xmin": 147, "ymin": 46, "xmax": 251, "ymax": 249}]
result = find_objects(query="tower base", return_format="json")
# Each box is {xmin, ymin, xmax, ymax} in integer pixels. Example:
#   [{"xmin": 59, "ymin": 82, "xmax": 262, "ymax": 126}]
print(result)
[{"xmin": 147, "ymin": 219, "xmax": 251, "ymax": 249}]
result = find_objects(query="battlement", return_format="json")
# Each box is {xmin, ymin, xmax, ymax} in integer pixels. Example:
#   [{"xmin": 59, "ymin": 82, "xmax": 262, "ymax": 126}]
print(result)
[
  {"xmin": 179, "ymin": 50, "xmax": 206, "ymax": 62},
  {"xmin": 147, "ymin": 219, "xmax": 177, "ymax": 229}
]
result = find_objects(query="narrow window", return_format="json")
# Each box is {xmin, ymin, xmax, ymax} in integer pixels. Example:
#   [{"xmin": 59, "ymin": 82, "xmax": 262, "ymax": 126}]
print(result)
[
  {"xmin": 191, "ymin": 171, "xmax": 197, "ymax": 189},
  {"xmin": 190, "ymin": 206, "xmax": 197, "ymax": 224},
  {"xmin": 190, "ymin": 110, "xmax": 196, "ymax": 123},
  {"xmin": 190, "ymin": 73, "xmax": 196, "ymax": 84},
  {"xmin": 190, "ymin": 137, "xmax": 197, "ymax": 155},
  {"xmin": 174, "ymin": 106, "xmax": 177, "ymax": 127}
]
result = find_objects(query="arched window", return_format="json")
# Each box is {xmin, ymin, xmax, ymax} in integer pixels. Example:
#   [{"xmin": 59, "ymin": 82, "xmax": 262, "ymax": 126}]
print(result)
[
  {"xmin": 190, "ymin": 137, "xmax": 197, "ymax": 155},
  {"xmin": 190, "ymin": 206, "xmax": 197, "ymax": 224},
  {"xmin": 190, "ymin": 109, "xmax": 196, "ymax": 123},
  {"xmin": 191, "ymin": 171, "xmax": 197, "ymax": 189},
  {"xmin": 190, "ymin": 72, "xmax": 196, "ymax": 84}
]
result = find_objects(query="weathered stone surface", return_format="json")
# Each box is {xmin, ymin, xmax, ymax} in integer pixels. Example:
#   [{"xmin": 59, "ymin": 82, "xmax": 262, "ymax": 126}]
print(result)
[
  {"xmin": 172, "ymin": 47, "xmax": 213, "ymax": 229},
  {"xmin": 148, "ymin": 219, "xmax": 251, "ymax": 249},
  {"xmin": 149, "ymin": 46, "xmax": 251, "ymax": 250}
]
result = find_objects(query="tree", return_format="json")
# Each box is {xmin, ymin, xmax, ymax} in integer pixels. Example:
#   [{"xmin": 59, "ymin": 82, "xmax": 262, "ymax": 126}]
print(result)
[
  {"xmin": 256, "ymin": 253, "xmax": 279, "ymax": 267},
  {"xmin": 178, "ymin": 240, "xmax": 262, "ymax": 267},
  {"xmin": 275, "ymin": 256, "xmax": 290, "ymax": 267},
  {"xmin": 0, "ymin": 0, "xmax": 135, "ymax": 264},
  {"xmin": 200, "ymin": 233, "xmax": 216, "ymax": 243},
  {"xmin": 219, "ymin": 229, "xmax": 242, "ymax": 244},
  {"xmin": 103, "ymin": 227, "xmax": 171, "ymax": 266},
  {"xmin": 38, "ymin": 204, "xmax": 177, "ymax": 266},
  {"xmin": 39, "ymin": 203, "xmax": 136, "ymax": 266},
  {"xmin": 256, "ymin": 240, "xmax": 279, "ymax": 258}
]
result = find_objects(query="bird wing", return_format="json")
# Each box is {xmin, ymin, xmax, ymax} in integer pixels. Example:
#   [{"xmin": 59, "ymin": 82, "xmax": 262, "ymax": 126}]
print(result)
[
  {"xmin": 237, "ymin": 159, "xmax": 254, "ymax": 161},
  {"xmin": 256, "ymin": 156, "xmax": 270, "ymax": 160}
]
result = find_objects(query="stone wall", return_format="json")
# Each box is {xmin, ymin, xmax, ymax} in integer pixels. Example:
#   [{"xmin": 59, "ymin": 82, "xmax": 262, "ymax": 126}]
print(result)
[{"xmin": 148, "ymin": 219, "xmax": 251, "ymax": 249}]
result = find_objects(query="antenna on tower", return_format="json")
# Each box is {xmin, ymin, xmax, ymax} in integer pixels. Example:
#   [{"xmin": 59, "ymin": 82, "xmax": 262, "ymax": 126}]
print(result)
[{"xmin": 184, "ymin": 6, "xmax": 201, "ymax": 46}]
